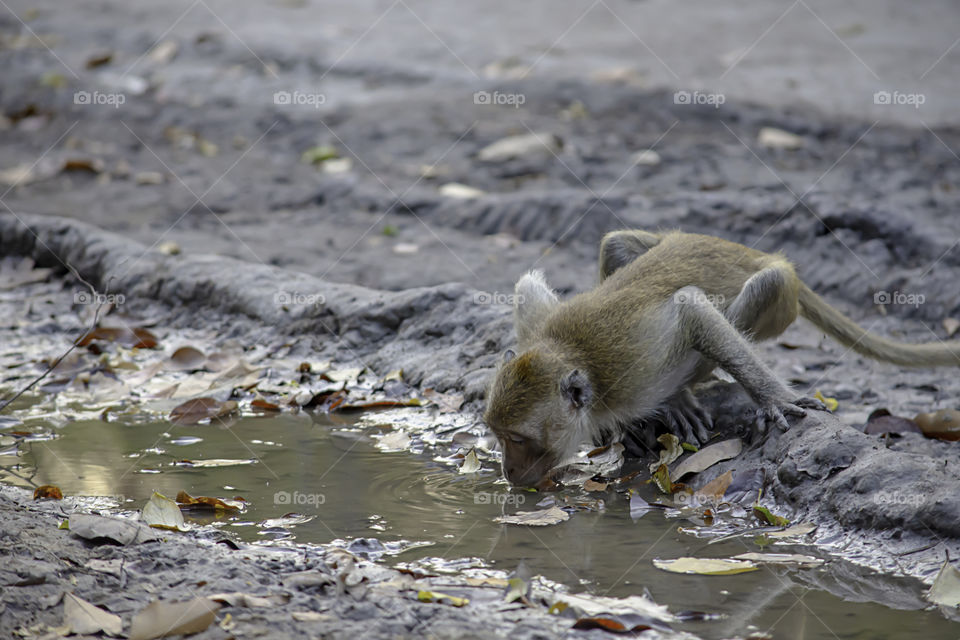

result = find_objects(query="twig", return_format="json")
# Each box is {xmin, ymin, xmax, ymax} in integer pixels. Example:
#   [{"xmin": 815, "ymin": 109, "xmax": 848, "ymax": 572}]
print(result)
[{"xmin": 0, "ymin": 264, "xmax": 108, "ymax": 413}]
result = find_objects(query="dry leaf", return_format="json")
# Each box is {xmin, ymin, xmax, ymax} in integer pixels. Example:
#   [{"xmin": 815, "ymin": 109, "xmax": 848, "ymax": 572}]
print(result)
[
  {"xmin": 64, "ymin": 592, "xmax": 122, "ymax": 636},
  {"xmin": 169, "ymin": 397, "xmax": 239, "ymax": 425},
  {"xmin": 129, "ymin": 598, "xmax": 219, "ymax": 640},
  {"xmin": 34, "ymin": 484, "xmax": 63, "ymax": 500}
]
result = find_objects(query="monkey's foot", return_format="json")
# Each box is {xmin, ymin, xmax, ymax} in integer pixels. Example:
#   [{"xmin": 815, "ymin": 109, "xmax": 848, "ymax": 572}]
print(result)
[
  {"xmin": 794, "ymin": 396, "xmax": 829, "ymax": 412},
  {"xmin": 754, "ymin": 401, "xmax": 806, "ymax": 436},
  {"xmin": 661, "ymin": 388, "xmax": 713, "ymax": 445}
]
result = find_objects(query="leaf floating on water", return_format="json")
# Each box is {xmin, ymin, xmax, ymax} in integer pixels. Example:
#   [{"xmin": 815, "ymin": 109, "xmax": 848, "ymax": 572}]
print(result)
[
  {"xmin": 142, "ymin": 491, "xmax": 187, "ymax": 531},
  {"xmin": 672, "ymin": 438, "xmax": 741, "ymax": 480},
  {"xmin": 753, "ymin": 505, "xmax": 790, "ymax": 527},
  {"xmin": 169, "ymin": 397, "xmax": 239, "ymax": 425},
  {"xmin": 459, "ymin": 448, "xmax": 481, "ymax": 474},
  {"xmin": 583, "ymin": 478, "xmax": 609, "ymax": 492},
  {"xmin": 766, "ymin": 522, "xmax": 817, "ymax": 540},
  {"xmin": 129, "ymin": 597, "xmax": 219, "ymax": 640},
  {"xmin": 494, "ymin": 506, "xmax": 569, "ymax": 526},
  {"xmin": 813, "ymin": 390, "xmax": 839, "ymax": 412},
  {"xmin": 648, "ymin": 433, "xmax": 683, "ymax": 473},
  {"xmin": 652, "ymin": 557, "xmax": 758, "ymax": 576},
  {"xmin": 572, "ymin": 617, "xmax": 652, "ymax": 633},
  {"xmin": 175, "ymin": 458, "xmax": 257, "ymax": 468},
  {"xmin": 417, "ymin": 590, "xmax": 469, "ymax": 607},
  {"xmin": 78, "ymin": 326, "xmax": 159, "ymax": 349},
  {"xmin": 64, "ymin": 592, "xmax": 123, "ymax": 636},
  {"xmin": 176, "ymin": 490, "xmax": 242, "ymax": 513},
  {"xmin": 250, "ymin": 398, "xmax": 281, "ymax": 412},
  {"xmin": 376, "ymin": 430, "xmax": 412, "ymax": 452},
  {"xmin": 732, "ymin": 552, "xmax": 823, "ymax": 568},
  {"xmin": 259, "ymin": 513, "xmax": 314, "ymax": 529},
  {"xmin": 333, "ymin": 397, "xmax": 422, "ymax": 412},
  {"xmin": 927, "ymin": 560, "xmax": 960, "ymax": 607},
  {"xmin": 33, "ymin": 484, "xmax": 63, "ymax": 500}
]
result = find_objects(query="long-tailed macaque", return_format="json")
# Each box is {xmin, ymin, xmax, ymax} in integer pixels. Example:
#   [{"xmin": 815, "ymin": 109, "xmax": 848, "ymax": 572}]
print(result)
[{"xmin": 484, "ymin": 229, "xmax": 960, "ymax": 487}]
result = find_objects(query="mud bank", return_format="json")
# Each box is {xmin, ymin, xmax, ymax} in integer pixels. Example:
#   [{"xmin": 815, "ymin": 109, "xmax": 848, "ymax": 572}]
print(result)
[{"xmin": 3, "ymin": 213, "xmax": 960, "ymax": 588}]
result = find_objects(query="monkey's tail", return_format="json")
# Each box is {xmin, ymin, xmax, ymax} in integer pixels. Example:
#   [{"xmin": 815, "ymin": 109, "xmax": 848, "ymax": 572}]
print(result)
[{"xmin": 798, "ymin": 284, "xmax": 960, "ymax": 367}]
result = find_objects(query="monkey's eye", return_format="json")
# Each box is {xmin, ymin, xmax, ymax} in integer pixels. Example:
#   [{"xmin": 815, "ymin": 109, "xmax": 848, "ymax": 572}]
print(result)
[{"xmin": 506, "ymin": 433, "xmax": 525, "ymax": 445}]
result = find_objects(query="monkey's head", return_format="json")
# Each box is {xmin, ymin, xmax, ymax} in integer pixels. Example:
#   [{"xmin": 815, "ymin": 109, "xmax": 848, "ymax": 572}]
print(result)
[{"xmin": 483, "ymin": 349, "xmax": 594, "ymax": 487}]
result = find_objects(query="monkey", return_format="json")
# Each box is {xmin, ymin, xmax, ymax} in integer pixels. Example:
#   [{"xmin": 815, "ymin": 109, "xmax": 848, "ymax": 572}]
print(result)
[{"xmin": 484, "ymin": 229, "xmax": 960, "ymax": 487}]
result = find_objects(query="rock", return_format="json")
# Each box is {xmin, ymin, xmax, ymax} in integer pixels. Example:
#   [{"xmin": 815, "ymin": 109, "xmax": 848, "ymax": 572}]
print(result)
[
  {"xmin": 758, "ymin": 126, "xmax": 805, "ymax": 149},
  {"xmin": 439, "ymin": 182, "xmax": 486, "ymax": 199},
  {"xmin": 477, "ymin": 132, "xmax": 562, "ymax": 162},
  {"xmin": 630, "ymin": 149, "xmax": 661, "ymax": 166}
]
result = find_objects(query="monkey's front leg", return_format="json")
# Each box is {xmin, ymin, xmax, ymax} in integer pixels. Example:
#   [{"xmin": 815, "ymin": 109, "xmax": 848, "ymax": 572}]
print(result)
[
  {"xmin": 656, "ymin": 387, "xmax": 712, "ymax": 445},
  {"xmin": 674, "ymin": 286, "xmax": 811, "ymax": 435}
]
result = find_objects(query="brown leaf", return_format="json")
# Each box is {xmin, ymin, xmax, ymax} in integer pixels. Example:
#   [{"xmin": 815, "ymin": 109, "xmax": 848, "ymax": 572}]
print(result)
[
  {"xmin": 130, "ymin": 598, "xmax": 219, "ymax": 640},
  {"xmin": 914, "ymin": 409, "xmax": 960, "ymax": 441},
  {"xmin": 695, "ymin": 470, "xmax": 733, "ymax": 502},
  {"xmin": 78, "ymin": 326, "xmax": 159, "ymax": 349},
  {"xmin": 332, "ymin": 397, "xmax": 422, "ymax": 412},
  {"xmin": 176, "ymin": 490, "xmax": 241, "ymax": 513},
  {"xmin": 421, "ymin": 388, "xmax": 464, "ymax": 413},
  {"xmin": 168, "ymin": 346, "xmax": 207, "ymax": 371},
  {"xmin": 33, "ymin": 484, "xmax": 63, "ymax": 500},
  {"xmin": 571, "ymin": 617, "xmax": 632, "ymax": 633},
  {"xmin": 583, "ymin": 478, "xmax": 609, "ymax": 492},
  {"xmin": 169, "ymin": 397, "xmax": 239, "ymax": 425},
  {"xmin": 251, "ymin": 398, "xmax": 281, "ymax": 412},
  {"xmin": 85, "ymin": 51, "xmax": 113, "ymax": 68}
]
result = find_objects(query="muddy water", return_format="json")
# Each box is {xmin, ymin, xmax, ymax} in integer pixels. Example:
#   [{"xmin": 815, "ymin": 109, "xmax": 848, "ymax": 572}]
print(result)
[{"xmin": 2, "ymin": 412, "xmax": 956, "ymax": 639}]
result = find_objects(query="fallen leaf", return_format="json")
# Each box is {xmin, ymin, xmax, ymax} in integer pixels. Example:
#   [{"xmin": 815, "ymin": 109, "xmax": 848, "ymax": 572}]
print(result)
[
  {"xmin": 34, "ymin": 484, "xmax": 63, "ymax": 500},
  {"xmin": 732, "ymin": 552, "xmax": 823, "ymax": 568},
  {"xmin": 753, "ymin": 505, "xmax": 790, "ymax": 527},
  {"xmin": 142, "ymin": 491, "xmax": 187, "ymax": 531},
  {"xmin": 207, "ymin": 592, "xmax": 290, "ymax": 608},
  {"xmin": 148, "ymin": 40, "xmax": 179, "ymax": 64},
  {"xmin": 250, "ymin": 398, "xmax": 281, "ymax": 412},
  {"xmin": 766, "ymin": 522, "xmax": 817, "ymax": 539},
  {"xmin": 495, "ymin": 506, "xmax": 569, "ymax": 526},
  {"xmin": 169, "ymin": 397, "xmax": 238, "ymax": 425},
  {"xmin": 422, "ymin": 388, "xmax": 464, "ymax": 413},
  {"xmin": 85, "ymin": 51, "xmax": 113, "ymax": 68},
  {"xmin": 459, "ymin": 448, "xmax": 481, "ymax": 473},
  {"xmin": 649, "ymin": 464, "xmax": 687, "ymax": 495},
  {"xmin": 648, "ymin": 433, "xmax": 683, "ymax": 473},
  {"xmin": 417, "ymin": 590, "xmax": 469, "ymax": 607},
  {"xmin": 584, "ymin": 478, "xmax": 609, "ymax": 492},
  {"xmin": 176, "ymin": 491, "xmax": 242, "ymax": 513},
  {"xmin": 914, "ymin": 409, "xmax": 960, "ymax": 441},
  {"xmin": 757, "ymin": 126, "xmax": 805, "ymax": 150},
  {"xmin": 69, "ymin": 514, "xmax": 159, "ymax": 545},
  {"xmin": 814, "ymin": 390, "xmax": 839, "ymax": 412},
  {"xmin": 943, "ymin": 318, "xmax": 960, "ymax": 338},
  {"xmin": 694, "ymin": 470, "xmax": 733, "ymax": 502},
  {"xmin": 129, "ymin": 598, "xmax": 219, "ymax": 640},
  {"xmin": 78, "ymin": 326, "xmax": 159, "ymax": 349},
  {"xmin": 376, "ymin": 430, "xmax": 412, "ymax": 452},
  {"xmin": 64, "ymin": 592, "xmax": 122, "ymax": 636},
  {"xmin": 672, "ymin": 438, "xmax": 742, "ymax": 480},
  {"xmin": 174, "ymin": 458, "xmax": 256, "ymax": 468},
  {"xmin": 653, "ymin": 557, "xmax": 758, "ymax": 576},
  {"xmin": 168, "ymin": 346, "xmax": 207, "ymax": 371},
  {"xmin": 301, "ymin": 145, "xmax": 339, "ymax": 165},
  {"xmin": 927, "ymin": 560, "xmax": 960, "ymax": 607},
  {"xmin": 478, "ymin": 132, "xmax": 561, "ymax": 162},
  {"xmin": 863, "ymin": 408, "xmax": 920, "ymax": 436}
]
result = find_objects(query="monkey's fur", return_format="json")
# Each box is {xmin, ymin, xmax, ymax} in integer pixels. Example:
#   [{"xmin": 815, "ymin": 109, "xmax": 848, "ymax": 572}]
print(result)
[{"xmin": 484, "ymin": 229, "xmax": 960, "ymax": 487}]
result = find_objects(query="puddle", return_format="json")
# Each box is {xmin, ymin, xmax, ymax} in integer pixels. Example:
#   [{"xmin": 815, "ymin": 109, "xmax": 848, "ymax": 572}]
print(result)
[{"xmin": 1, "ymin": 410, "xmax": 956, "ymax": 639}]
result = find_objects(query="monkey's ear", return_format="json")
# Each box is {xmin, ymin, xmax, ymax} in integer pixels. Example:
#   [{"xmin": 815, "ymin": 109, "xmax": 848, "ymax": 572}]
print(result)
[
  {"xmin": 560, "ymin": 369, "xmax": 592, "ymax": 411},
  {"xmin": 514, "ymin": 270, "xmax": 559, "ymax": 347}
]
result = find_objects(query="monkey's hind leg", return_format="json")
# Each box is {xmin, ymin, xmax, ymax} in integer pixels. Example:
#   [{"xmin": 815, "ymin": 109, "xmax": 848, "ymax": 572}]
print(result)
[
  {"xmin": 598, "ymin": 230, "xmax": 662, "ymax": 280},
  {"xmin": 725, "ymin": 260, "xmax": 800, "ymax": 341}
]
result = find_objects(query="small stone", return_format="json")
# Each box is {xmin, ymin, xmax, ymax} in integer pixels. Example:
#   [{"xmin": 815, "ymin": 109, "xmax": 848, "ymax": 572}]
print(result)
[
  {"xmin": 758, "ymin": 127, "xmax": 805, "ymax": 150},
  {"xmin": 630, "ymin": 149, "xmax": 661, "ymax": 166}
]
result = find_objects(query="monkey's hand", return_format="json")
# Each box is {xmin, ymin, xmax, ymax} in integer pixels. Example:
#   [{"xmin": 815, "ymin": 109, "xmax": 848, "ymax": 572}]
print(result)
[{"xmin": 660, "ymin": 388, "xmax": 713, "ymax": 445}]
